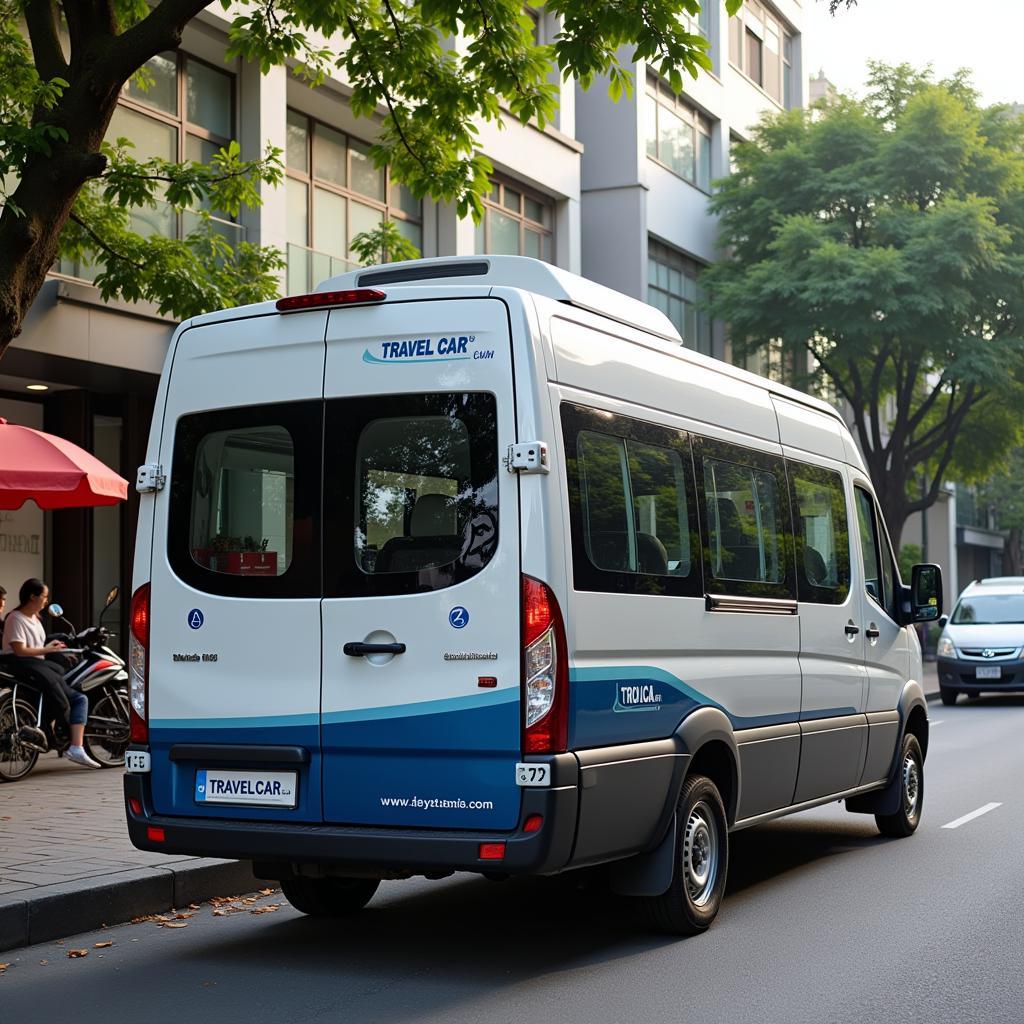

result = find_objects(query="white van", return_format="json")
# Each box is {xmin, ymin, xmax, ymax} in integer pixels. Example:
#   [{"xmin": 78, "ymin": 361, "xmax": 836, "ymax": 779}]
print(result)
[{"xmin": 125, "ymin": 256, "xmax": 942, "ymax": 933}]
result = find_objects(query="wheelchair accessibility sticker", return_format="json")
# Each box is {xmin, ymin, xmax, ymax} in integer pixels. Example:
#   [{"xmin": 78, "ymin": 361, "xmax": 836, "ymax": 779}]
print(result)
[
  {"xmin": 449, "ymin": 606, "xmax": 469, "ymax": 629},
  {"xmin": 187, "ymin": 608, "xmax": 205, "ymax": 630}
]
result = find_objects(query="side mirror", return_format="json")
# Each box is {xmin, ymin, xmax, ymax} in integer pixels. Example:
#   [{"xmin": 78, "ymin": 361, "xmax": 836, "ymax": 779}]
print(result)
[
  {"xmin": 48, "ymin": 603, "xmax": 64, "ymax": 618},
  {"xmin": 938, "ymin": 614, "xmax": 949, "ymax": 629},
  {"xmin": 104, "ymin": 586, "xmax": 119, "ymax": 609},
  {"xmin": 910, "ymin": 564, "xmax": 943, "ymax": 623}
]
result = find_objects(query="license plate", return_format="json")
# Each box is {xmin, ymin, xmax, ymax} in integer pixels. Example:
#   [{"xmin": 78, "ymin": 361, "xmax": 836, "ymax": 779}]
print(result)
[
  {"xmin": 195, "ymin": 769, "xmax": 298, "ymax": 808},
  {"xmin": 976, "ymin": 666, "xmax": 1002, "ymax": 680},
  {"xmin": 515, "ymin": 762, "xmax": 551, "ymax": 787},
  {"xmin": 125, "ymin": 750, "xmax": 151, "ymax": 773}
]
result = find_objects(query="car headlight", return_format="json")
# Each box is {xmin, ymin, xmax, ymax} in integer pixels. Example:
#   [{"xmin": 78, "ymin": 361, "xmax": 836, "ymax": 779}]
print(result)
[{"xmin": 937, "ymin": 636, "xmax": 957, "ymax": 658}]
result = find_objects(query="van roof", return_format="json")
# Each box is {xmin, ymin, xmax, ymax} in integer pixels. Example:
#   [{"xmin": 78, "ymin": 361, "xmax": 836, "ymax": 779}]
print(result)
[
  {"xmin": 184, "ymin": 256, "xmax": 844, "ymax": 428},
  {"xmin": 319, "ymin": 255, "xmax": 682, "ymax": 343},
  {"xmin": 964, "ymin": 577, "xmax": 1024, "ymax": 594}
]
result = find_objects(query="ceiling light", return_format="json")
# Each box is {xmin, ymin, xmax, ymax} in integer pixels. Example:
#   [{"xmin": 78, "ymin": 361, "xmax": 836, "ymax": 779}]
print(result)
[{"xmin": 26, "ymin": 384, "xmax": 48, "ymax": 391}]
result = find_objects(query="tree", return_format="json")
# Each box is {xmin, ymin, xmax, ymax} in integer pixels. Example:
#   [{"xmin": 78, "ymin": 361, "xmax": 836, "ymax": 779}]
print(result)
[
  {"xmin": 703, "ymin": 63, "xmax": 1024, "ymax": 548},
  {"xmin": 350, "ymin": 221, "xmax": 421, "ymax": 267},
  {"xmin": 977, "ymin": 450, "xmax": 1024, "ymax": 576},
  {"xmin": 0, "ymin": 0, "xmax": 737, "ymax": 360}
]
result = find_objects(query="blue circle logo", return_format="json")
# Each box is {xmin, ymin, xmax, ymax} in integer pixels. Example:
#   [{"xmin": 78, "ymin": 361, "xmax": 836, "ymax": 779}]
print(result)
[
  {"xmin": 187, "ymin": 608, "xmax": 205, "ymax": 630},
  {"xmin": 449, "ymin": 606, "xmax": 469, "ymax": 629}
]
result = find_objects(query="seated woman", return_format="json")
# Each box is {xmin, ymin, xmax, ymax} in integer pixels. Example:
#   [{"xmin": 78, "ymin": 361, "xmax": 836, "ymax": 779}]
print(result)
[{"xmin": 1, "ymin": 578, "xmax": 99, "ymax": 768}]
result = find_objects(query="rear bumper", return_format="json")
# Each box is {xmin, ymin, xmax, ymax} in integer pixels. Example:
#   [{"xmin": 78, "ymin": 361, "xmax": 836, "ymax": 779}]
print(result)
[
  {"xmin": 937, "ymin": 657, "xmax": 1024, "ymax": 692},
  {"xmin": 124, "ymin": 757, "xmax": 581, "ymax": 875},
  {"xmin": 124, "ymin": 738, "xmax": 690, "ymax": 877}
]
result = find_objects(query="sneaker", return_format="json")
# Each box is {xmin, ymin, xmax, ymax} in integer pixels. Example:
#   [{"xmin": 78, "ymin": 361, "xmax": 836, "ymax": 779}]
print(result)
[{"xmin": 66, "ymin": 746, "xmax": 101, "ymax": 769}]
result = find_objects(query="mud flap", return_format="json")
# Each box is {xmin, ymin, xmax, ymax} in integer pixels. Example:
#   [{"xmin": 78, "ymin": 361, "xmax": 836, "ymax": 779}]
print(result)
[{"xmin": 608, "ymin": 816, "xmax": 677, "ymax": 897}]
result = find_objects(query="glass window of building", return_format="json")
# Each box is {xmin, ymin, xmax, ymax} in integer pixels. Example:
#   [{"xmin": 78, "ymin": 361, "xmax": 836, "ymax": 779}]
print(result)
[
  {"xmin": 110, "ymin": 52, "xmax": 236, "ymax": 240},
  {"xmin": 645, "ymin": 74, "xmax": 713, "ymax": 192},
  {"xmin": 285, "ymin": 111, "xmax": 423, "ymax": 293},
  {"xmin": 647, "ymin": 239, "xmax": 712, "ymax": 355},
  {"xmin": 474, "ymin": 178, "xmax": 553, "ymax": 262},
  {"xmin": 728, "ymin": 1, "xmax": 795, "ymax": 107}
]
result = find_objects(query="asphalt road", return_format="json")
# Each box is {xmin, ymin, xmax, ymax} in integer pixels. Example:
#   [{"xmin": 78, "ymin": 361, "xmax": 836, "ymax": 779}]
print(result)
[{"xmin": 3, "ymin": 696, "xmax": 1023, "ymax": 1024}]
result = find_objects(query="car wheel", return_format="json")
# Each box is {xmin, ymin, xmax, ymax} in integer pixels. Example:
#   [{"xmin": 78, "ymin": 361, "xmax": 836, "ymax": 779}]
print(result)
[
  {"xmin": 939, "ymin": 686, "xmax": 959, "ymax": 706},
  {"xmin": 875, "ymin": 733, "xmax": 924, "ymax": 838},
  {"xmin": 645, "ymin": 773, "xmax": 728, "ymax": 936},
  {"xmin": 280, "ymin": 876, "xmax": 380, "ymax": 917}
]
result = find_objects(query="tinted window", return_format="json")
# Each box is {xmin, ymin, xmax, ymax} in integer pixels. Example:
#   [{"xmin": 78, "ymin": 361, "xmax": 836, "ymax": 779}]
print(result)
[
  {"xmin": 695, "ymin": 437, "xmax": 795, "ymax": 600},
  {"xmin": 789, "ymin": 461, "xmax": 850, "ymax": 604},
  {"xmin": 704, "ymin": 459, "xmax": 782, "ymax": 584},
  {"xmin": 168, "ymin": 402, "xmax": 321, "ymax": 598},
  {"xmin": 562, "ymin": 404, "xmax": 701, "ymax": 597},
  {"xmin": 326, "ymin": 393, "xmax": 498, "ymax": 597},
  {"xmin": 855, "ymin": 486, "xmax": 899, "ymax": 620}
]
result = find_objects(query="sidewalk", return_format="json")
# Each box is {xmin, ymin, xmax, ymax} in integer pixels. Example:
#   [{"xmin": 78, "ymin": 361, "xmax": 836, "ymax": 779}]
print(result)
[
  {"xmin": 0, "ymin": 756, "xmax": 257, "ymax": 952},
  {"xmin": 1, "ymin": 664, "xmax": 941, "ymax": 953}
]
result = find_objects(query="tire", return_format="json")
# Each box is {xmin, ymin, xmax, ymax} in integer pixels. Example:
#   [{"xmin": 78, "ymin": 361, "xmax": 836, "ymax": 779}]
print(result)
[
  {"xmin": 280, "ymin": 876, "xmax": 380, "ymax": 917},
  {"xmin": 0, "ymin": 697, "xmax": 41, "ymax": 782},
  {"xmin": 644, "ymin": 774, "xmax": 728, "ymax": 936},
  {"xmin": 83, "ymin": 688, "xmax": 130, "ymax": 767},
  {"xmin": 875, "ymin": 733, "xmax": 924, "ymax": 838},
  {"xmin": 939, "ymin": 686, "xmax": 959, "ymax": 706}
]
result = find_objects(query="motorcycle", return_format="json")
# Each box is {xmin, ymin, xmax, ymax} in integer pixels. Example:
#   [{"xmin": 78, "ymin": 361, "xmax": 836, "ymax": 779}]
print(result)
[{"xmin": 0, "ymin": 586, "xmax": 131, "ymax": 782}]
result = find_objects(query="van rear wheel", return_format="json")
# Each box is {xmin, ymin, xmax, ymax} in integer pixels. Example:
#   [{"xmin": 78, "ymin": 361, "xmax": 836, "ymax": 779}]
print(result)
[
  {"xmin": 875, "ymin": 733, "xmax": 923, "ymax": 838},
  {"xmin": 644, "ymin": 773, "xmax": 728, "ymax": 936},
  {"xmin": 280, "ymin": 876, "xmax": 380, "ymax": 917}
]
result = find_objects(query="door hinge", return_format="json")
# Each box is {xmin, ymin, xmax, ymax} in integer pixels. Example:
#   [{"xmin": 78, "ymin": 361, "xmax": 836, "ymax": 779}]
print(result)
[
  {"xmin": 136, "ymin": 463, "xmax": 166, "ymax": 493},
  {"xmin": 505, "ymin": 441, "xmax": 549, "ymax": 475}
]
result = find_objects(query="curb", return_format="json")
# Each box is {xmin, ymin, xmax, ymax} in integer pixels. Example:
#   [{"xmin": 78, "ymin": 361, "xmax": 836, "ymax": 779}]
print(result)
[{"xmin": 0, "ymin": 858, "xmax": 259, "ymax": 953}]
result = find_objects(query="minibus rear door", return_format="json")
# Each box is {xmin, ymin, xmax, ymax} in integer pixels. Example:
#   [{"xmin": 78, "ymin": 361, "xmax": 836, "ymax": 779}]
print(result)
[{"xmin": 320, "ymin": 297, "xmax": 523, "ymax": 829}]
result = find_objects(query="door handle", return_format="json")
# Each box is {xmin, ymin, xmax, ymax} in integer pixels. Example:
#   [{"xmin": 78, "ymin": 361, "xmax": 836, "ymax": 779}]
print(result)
[
  {"xmin": 845, "ymin": 623, "xmax": 860, "ymax": 637},
  {"xmin": 865, "ymin": 625, "xmax": 881, "ymax": 640},
  {"xmin": 343, "ymin": 642, "xmax": 406, "ymax": 657}
]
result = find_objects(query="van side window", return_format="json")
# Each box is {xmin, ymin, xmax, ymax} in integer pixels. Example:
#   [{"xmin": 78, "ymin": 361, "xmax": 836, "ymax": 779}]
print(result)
[
  {"xmin": 168, "ymin": 401, "xmax": 322, "ymax": 598},
  {"xmin": 696, "ymin": 438, "xmax": 795, "ymax": 600},
  {"xmin": 855, "ymin": 486, "xmax": 899, "ymax": 620},
  {"xmin": 788, "ymin": 461, "xmax": 850, "ymax": 604},
  {"xmin": 325, "ymin": 392, "xmax": 499, "ymax": 597},
  {"xmin": 562, "ymin": 404, "xmax": 701, "ymax": 597}
]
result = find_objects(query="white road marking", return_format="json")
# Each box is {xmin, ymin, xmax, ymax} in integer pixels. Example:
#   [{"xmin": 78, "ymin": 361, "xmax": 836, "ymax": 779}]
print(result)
[{"xmin": 942, "ymin": 802, "xmax": 1002, "ymax": 829}]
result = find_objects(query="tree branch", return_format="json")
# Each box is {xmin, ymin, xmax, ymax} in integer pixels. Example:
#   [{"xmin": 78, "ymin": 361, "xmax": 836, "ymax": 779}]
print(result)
[
  {"xmin": 68, "ymin": 212, "xmax": 144, "ymax": 270},
  {"xmin": 24, "ymin": 0, "xmax": 69, "ymax": 82},
  {"xmin": 105, "ymin": 0, "xmax": 211, "ymax": 86},
  {"xmin": 346, "ymin": 16, "xmax": 429, "ymax": 173},
  {"xmin": 383, "ymin": 0, "xmax": 405, "ymax": 49}
]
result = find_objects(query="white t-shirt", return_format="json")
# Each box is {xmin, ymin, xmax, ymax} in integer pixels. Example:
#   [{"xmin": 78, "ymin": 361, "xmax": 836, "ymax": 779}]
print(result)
[{"xmin": 2, "ymin": 610, "xmax": 46, "ymax": 659}]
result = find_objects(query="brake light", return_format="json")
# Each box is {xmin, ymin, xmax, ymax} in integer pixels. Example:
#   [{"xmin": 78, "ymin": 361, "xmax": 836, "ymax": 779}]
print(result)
[
  {"xmin": 275, "ymin": 288, "xmax": 386, "ymax": 312},
  {"xmin": 522, "ymin": 575, "xmax": 569, "ymax": 754},
  {"xmin": 129, "ymin": 583, "xmax": 150, "ymax": 744}
]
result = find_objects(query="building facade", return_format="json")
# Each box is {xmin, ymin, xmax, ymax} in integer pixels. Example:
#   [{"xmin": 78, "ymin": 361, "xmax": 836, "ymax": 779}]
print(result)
[{"xmin": 576, "ymin": 0, "xmax": 806, "ymax": 359}]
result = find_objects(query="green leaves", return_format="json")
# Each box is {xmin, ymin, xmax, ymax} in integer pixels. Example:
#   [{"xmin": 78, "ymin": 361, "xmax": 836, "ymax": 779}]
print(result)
[
  {"xmin": 704, "ymin": 62, "xmax": 1024, "ymax": 539},
  {"xmin": 349, "ymin": 220, "xmax": 422, "ymax": 266}
]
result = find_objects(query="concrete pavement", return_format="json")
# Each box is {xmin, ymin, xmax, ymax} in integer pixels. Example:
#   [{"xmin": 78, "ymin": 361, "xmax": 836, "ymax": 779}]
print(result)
[
  {"xmin": 0, "ymin": 755, "xmax": 258, "ymax": 952},
  {"xmin": 0, "ymin": 662, "xmax": 941, "ymax": 953}
]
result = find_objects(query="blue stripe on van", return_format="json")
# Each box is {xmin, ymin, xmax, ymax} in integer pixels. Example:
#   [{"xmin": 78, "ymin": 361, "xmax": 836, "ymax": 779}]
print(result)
[
  {"xmin": 570, "ymin": 666, "xmax": 857, "ymax": 748},
  {"xmin": 321, "ymin": 687, "xmax": 516, "ymax": 726}
]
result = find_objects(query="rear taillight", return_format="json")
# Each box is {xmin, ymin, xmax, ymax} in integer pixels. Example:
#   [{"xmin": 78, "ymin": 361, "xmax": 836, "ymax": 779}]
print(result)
[
  {"xmin": 275, "ymin": 288, "xmax": 385, "ymax": 312},
  {"xmin": 522, "ymin": 575, "xmax": 568, "ymax": 754},
  {"xmin": 129, "ymin": 583, "xmax": 150, "ymax": 744}
]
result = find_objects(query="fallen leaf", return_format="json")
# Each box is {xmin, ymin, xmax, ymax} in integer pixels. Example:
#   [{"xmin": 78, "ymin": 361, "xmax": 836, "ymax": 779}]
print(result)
[
  {"xmin": 39, "ymin": 960, "xmax": 48, "ymax": 966},
  {"xmin": 68, "ymin": 950, "xmax": 88, "ymax": 959},
  {"xmin": 159, "ymin": 921, "xmax": 188, "ymax": 929},
  {"xmin": 189, "ymin": 903, "xmax": 200, "ymax": 910},
  {"xmin": 258, "ymin": 888, "xmax": 275, "ymax": 896},
  {"xmin": 173, "ymin": 912, "xmax": 195, "ymax": 920},
  {"xmin": 0, "ymin": 963, "xmax": 10, "ymax": 971},
  {"xmin": 212, "ymin": 909, "xmax": 229, "ymax": 917},
  {"xmin": 93, "ymin": 941, "xmax": 113, "ymax": 949},
  {"xmin": 250, "ymin": 904, "xmax": 281, "ymax": 915}
]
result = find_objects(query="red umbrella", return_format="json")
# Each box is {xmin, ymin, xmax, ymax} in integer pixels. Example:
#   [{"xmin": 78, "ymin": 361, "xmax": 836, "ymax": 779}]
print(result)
[{"xmin": 0, "ymin": 417, "xmax": 128, "ymax": 510}]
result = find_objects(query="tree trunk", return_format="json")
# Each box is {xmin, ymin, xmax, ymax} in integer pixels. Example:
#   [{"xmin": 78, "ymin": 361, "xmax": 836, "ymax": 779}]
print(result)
[{"xmin": 1004, "ymin": 526, "xmax": 1022, "ymax": 576}]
